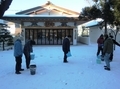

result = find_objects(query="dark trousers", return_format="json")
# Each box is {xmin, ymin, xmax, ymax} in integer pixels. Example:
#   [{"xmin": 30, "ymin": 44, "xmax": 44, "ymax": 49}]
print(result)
[
  {"xmin": 63, "ymin": 52, "xmax": 67, "ymax": 62},
  {"xmin": 15, "ymin": 56, "xmax": 22, "ymax": 72},
  {"xmin": 97, "ymin": 46, "xmax": 103, "ymax": 56},
  {"xmin": 24, "ymin": 54, "xmax": 30, "ymax": 68}
]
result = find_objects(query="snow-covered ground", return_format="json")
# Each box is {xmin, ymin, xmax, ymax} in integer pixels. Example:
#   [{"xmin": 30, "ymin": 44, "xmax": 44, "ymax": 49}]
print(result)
[{"xmin": 0, "ymin": 44, "xmax": 120, "ymax": 89}]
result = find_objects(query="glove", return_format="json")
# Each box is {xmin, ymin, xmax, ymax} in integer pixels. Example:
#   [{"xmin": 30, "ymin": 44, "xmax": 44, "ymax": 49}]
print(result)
[{"xmin": 19, "ymin": 55, "xmax": 22, "ymax": 57}]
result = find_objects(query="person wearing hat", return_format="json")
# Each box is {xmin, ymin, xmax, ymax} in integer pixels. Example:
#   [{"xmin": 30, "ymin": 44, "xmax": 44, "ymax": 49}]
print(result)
[
  {"xmin": 103, "ymin": 35, "xmax": 113, "ymax": 71},
  {"xmin": 109, "ymin": 35, "xmax": 120, "ymax": 62}
]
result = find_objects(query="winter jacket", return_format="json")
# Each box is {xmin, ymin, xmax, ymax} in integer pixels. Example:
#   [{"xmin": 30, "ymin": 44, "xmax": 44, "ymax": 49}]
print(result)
[
  {"xmin": 14, "ymin": 39, "xmax": 23, "ymax": 57},
  {"xmin": 62, "ymin": 37, "xmax": 70, "ymax": 53},
  {"xmin": 103, "ymin": 37, "xmax": 113, "ymax": 54},
  {"xmin": 23, "ymin": 40, "xmax": 33, "ymax": 57},
  {"xmin": 97, "ymin": 37, "xmax": 104, "ymax": 47}
]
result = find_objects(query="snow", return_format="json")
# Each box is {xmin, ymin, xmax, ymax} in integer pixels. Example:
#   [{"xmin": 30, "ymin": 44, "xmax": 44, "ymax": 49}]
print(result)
[
  {"xmin": 85, "ymin": 18, "xmax": 103, "ymax": 27},
  {"xmin": 3, "ymin": 15, "xmax": 79, "ymax": 18},
  {"xmin": 84, "ymin": 20, "xmax": 98, "ymax": 27},
  {"xmin": 0, "ymin": 44, "xmax": 120, "ymax": 89}
]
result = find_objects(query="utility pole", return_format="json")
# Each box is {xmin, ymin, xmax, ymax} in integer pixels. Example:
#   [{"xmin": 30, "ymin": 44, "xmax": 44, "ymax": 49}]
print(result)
[
  {"xmin": 103, "ymin": 0, "xmax": 110, "ymax": 34},
  {"xmin": 104, "ymin": 2, "xmax": 107, "ymax": 35}
]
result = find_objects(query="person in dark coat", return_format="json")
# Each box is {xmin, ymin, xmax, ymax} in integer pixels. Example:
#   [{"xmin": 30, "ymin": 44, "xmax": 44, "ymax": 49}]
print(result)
[
  {"xmin": 97, "ymin": 34, "xmax": 104, "ymax": 56},
  {"xmin": 62, "ymin": 35, "xmax": 71, "ymax": 63},
  {"xmin": 109, "ymin": 35, "xmax": 120, "ymax": 61},
  {"xmin": 103, "ymin": 36, "xmax": 113, "ymax": 71},
  {"xmin": 103, "ymin": 34, "xmax": 120, "ymax": 62},
  {"xmin": 14, "ymin": 39, "xmax": 24, "ymax": 74},
  {"xmin": 23, "ymin": 40, "xmax": 35, "ymax": 69}
]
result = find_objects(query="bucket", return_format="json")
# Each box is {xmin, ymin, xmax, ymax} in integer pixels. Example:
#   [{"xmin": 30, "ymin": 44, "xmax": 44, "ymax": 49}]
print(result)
[
  {"xmin": 30, "ymin": 64, "xmax": 36, "ymax": 75},
  {"xmin": 96, "ymin": 55, "xmax": 101, "ymax": 64},
  {"xmin": 30, "ymin": 53, "xmax": 35, "ymax": 60},
  {"xmin": 96, "ymin": 58, "xmax": 101, "ymax": 64}
]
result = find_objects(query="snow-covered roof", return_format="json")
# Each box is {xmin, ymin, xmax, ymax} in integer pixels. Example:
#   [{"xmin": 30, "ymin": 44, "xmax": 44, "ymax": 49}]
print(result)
[
  {"xmin": 85, "ymin": 18, "xmax": 103, "ymax": 27},
  {"xmin": 3, "ymin": 15, "xmax": 79, "ymax": 18}
]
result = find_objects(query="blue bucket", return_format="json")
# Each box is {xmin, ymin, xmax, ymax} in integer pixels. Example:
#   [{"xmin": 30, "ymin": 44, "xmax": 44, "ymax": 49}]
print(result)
[
  {"xmin": 96, "ymin": 58, "xmax": 101, "ymax": 64},
  {"xmin": 96, "ymin": 55, "xmax": 101, "ymax": 64},
  {"xmin": 30, "ymin": 53, "xmax": 35, "ymax": 60}
]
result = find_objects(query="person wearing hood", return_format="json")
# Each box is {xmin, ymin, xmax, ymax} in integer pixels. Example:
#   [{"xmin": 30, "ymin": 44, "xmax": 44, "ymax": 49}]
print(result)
[
  {"xmin": 62, "ymin": 35, "xmax": 71, "ymax": 63},
  {"xmin": 14, "ymin": 39, "xmax": 24, "ymax": 74},
  {"xmin": 103, "ymin": 35, "xmax": 113, "ymax": 71},
  {"xmin": 23, "ymin": 40, "xmax": 35, "ymax": 69},
  {"xmin": 97, "ymin": 34, "xmax": 104, "ymax": 57}
]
